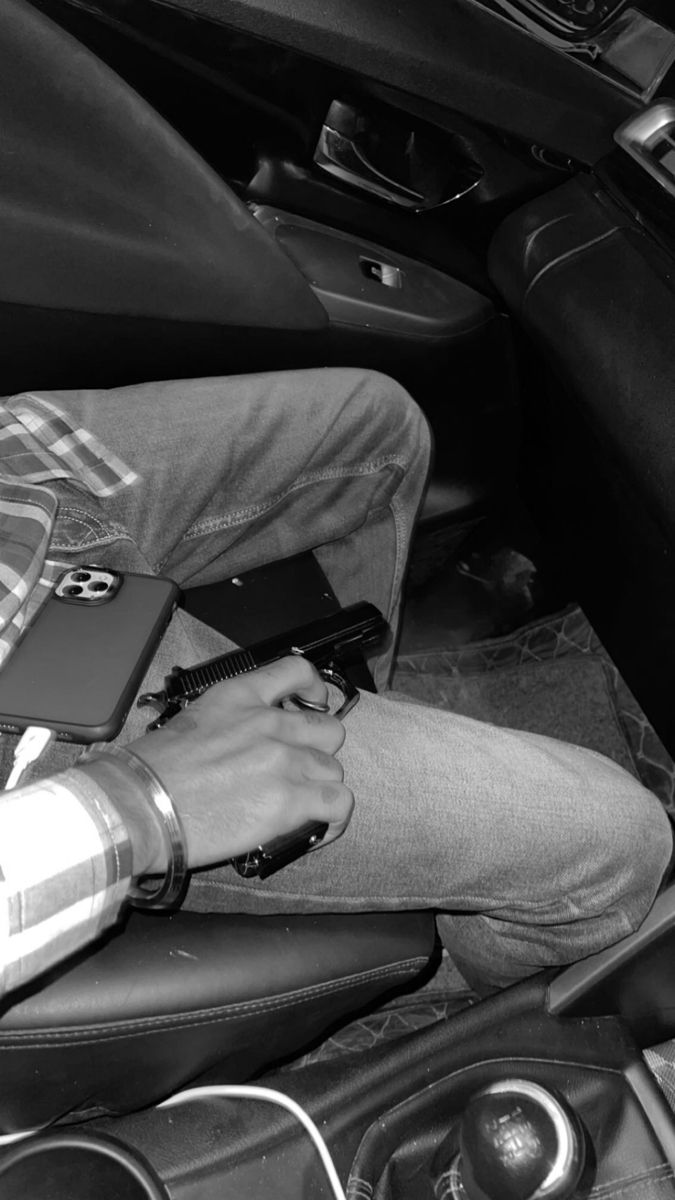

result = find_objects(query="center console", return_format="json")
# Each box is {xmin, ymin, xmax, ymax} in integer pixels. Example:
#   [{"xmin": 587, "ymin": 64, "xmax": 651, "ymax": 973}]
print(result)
[{"xmin": 6, "ymin": 891, "xmax": 675, "ymax": 1199}]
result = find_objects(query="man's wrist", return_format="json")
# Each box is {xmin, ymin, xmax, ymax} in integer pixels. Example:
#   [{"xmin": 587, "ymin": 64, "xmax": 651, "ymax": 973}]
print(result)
[{"xmin": 75, "ymin": 757, "xmax": 168, "ymax": 878}]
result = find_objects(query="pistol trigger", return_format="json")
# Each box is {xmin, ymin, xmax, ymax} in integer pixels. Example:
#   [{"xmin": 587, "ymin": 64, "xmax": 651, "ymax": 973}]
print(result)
[{"xmin": 319, "ymin": 663, "xmax": 360, "ymax": 719}]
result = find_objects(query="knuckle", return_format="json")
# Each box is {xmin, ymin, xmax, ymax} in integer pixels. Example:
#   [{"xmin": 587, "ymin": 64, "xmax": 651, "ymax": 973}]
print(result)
[
  {"xmin": 262, "ymin": 706, "xmax": 287, "ymax": 736},
  {"xmin": 319, "ymin": 782, "xmax": 344, "ymax": 807},
  {"xmin": 248, "ymin": 707, "xmax": 277, "ymax": 738},
  {"xmin": 321, "ymin": 782, "xmax": 354, "ymax": 821},
  {"xmin": 255, "ymin": 735, "xmax": 291, "ymax": 775},
  {"xmin": 267, "ymin": 738, "xmax": 295, "ymax": 772},
  {"xmin": 308, "ymin": 747, "xmax": 343, "ymax": 779}
]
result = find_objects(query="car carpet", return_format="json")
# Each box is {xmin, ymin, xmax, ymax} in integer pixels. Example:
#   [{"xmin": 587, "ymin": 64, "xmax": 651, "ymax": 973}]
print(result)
[
  {"xmin": 391, "ymin": 602, "xmax": 675, "ymax": 810},
  {"xmin": 392, "ymin": 650, "xmax": 635, "ymax": 775},
  {"xmin": 285, "ymin": 604, "xmax": 675, "ymax": 1071},
  {"xmin": 645, "ymin": 1042, "xmax": 675, "ymax": 1114}
]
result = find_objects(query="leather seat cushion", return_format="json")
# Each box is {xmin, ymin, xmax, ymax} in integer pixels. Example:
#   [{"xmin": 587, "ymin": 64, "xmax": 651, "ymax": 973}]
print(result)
[{"xmin": 0, "ymin": 909, "xmax": 434, "ymax": 1131}]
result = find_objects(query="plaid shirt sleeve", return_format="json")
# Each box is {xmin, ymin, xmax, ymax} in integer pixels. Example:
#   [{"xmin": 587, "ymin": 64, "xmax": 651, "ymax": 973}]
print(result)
[
  {"xmin": 0, "ymin": 768, "xmax": 133, "ymax": 996},
  {"xmin": 0, "ymin": 394, "xmax": 143, "ymax": 996},
  {"xmin": 0, "ymin": 392, "xmax": 139, "ymax": 669}
]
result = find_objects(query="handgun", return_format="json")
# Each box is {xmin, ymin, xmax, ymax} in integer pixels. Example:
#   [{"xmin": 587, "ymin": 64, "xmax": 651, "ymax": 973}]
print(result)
[
  {"xmin": 138, "ymin": 601, "xmax": 387, "ymax": 727},
  {"xmin": 137, "ymin": 601, "xmax": 388, "ymax": 880}
]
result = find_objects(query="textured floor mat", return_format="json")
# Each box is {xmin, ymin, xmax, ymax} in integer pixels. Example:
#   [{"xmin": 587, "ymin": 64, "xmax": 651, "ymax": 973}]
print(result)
[
  {"xmin": 286, "ymin": 606, "xmax": 675, "ymax": 1071},
  {"xmin": 394, "ymin": 605, "xmax": 675, "ymax": 813},
  {"xmin": 645, "ymin": 1042, "xmax": 675, "ymax": 1112},
  {"xmin": 392, "ymin": 654, "xmax": 636, "ymax": 775}
]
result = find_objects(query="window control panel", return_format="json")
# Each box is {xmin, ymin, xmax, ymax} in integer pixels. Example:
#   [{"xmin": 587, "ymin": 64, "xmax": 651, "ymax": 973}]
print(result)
[{"xmin": 359, "ymin": 258, "xmax": 403, "ymax": 289}]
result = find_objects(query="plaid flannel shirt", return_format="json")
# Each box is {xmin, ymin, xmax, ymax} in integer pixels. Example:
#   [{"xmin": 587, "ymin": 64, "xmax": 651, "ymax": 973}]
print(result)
[
  {"xmin": 0, "ymin": 769, "xmax": 133, "ymax": 995},
  {"xmin": 0, "ymin": 392, "xmax": 137, "ymax": 663},
  {"xmin": 0, "ymin": 393, "xmax": 139, "ymax": 997}
]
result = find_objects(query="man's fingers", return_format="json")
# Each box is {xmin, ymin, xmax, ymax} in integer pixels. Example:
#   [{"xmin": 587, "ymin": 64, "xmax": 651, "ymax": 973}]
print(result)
[
  {"xmin": 293, "ymin": 780, "xmax": 354, "ymax": 841},
  {"xmin": 296, "ymin": 745, "xmax": 344, "ymax": 783},
  {"xmin": 272, "ymin": 707, "xmax": 346, "ymax": 754},
  {"xmin": 247, "ymin": 656, "xmax": 328, "ymax": 709}
]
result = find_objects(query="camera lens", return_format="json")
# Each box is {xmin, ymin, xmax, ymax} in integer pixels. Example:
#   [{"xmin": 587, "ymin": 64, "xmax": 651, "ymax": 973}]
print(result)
[
  {"xmin": 63, "ymin": 585, "xmax": 83, "ymax": 596},
  {"xmin": 90, "ymin": 581, "xmax": 108, "ymax": 592},
  {"xmin": 71, "ymin": 571, "xmax": 91, "ymax": 582}
]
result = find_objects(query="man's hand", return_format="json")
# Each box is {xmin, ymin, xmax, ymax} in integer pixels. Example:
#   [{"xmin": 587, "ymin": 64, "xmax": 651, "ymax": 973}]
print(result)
[{"xmin": 124, "ymin": 655, "xmax": 354, "ymax": 874}]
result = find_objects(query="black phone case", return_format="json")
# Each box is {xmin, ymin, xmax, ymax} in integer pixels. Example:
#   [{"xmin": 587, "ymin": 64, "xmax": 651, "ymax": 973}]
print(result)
[{"xmin": 0, "ymin": 571, "xmax": 180, "ymax": 742}]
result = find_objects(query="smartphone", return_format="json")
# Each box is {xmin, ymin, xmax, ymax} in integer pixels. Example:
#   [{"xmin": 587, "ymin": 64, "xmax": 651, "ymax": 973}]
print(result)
[{"xmin": 0, "ymin": 566, "xmax": 180, "ymax": 743}]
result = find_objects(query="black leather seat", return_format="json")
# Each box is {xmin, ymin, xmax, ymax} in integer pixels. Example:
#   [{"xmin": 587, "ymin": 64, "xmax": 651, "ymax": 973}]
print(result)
[{"xmin": 0, "ymin": 907, "xmax": 435, "ymax": 1133}]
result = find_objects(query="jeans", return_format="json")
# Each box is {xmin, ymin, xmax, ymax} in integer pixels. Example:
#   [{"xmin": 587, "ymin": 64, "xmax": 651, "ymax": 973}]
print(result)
[{"xmin": 15, "ymin": 368, "xmax": 673, "ymax": 994}]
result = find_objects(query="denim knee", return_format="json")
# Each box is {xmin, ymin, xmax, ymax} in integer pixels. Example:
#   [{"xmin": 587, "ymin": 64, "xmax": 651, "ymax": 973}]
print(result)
[
  {"xmin": 438, "ymin": 774, "xmax": 673, "ymax": 993},
  {"xmin": 350, "ymin": 370, "xmax": 432, "ymax": 477},
  {"xmin": 580, "ymin": 777, "xmax": 673, "ymax": 936},
  {"xmin": 525, "ymin": 770, "xmax": 673, "ymax": 953}
]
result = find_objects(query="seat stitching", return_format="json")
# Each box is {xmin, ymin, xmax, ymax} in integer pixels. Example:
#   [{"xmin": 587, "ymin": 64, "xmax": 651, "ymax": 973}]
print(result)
[
  {"xmin": 523, "ymin": 226, "xmax": 621, "ymax": 305},
  {"xmin": 0, "ymin": 959, "xmax": 428, "ymax": 1047}
]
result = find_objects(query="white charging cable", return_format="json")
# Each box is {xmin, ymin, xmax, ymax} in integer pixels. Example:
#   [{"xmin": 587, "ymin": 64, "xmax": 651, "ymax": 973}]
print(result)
[
  {"xmin": 158, "ymin": 1084, "xmax": 347, "ymax": 1200},
  {"xmin": 0, "ymin": 1082, "xmax": 348, "ymax": 1200},
  {"xmin": 0, "ymin": 1125, "xmax": 42, "ymax": 1147},
  {"xmin": 5, "ymin": 726, "xmax": 55, "ymax": 790}
]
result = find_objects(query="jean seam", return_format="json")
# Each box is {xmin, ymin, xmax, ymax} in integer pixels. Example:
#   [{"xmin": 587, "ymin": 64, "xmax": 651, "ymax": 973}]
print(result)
[
  {"xmin": 177, "ymin": 457, "xmax": 407, "ymax": 542},
  {"xmin": 387, "ymin": 491, "xmax": 407, "ymax": 623},
  {"xmin": 189, "ymin": 873, "xmax": 638, "ymax": 921},
  {"xmin": 50, "ymin": 512, "xmax": 132, "ymax": 551}
]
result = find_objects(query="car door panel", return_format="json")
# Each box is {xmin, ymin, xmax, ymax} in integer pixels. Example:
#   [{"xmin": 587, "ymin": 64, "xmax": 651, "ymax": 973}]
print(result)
[
  {"xmin": 0, "ymin": 0, "xmax": 340, "ymax": 393},
  {"xmin": 1, "ymin": 0, "xmax": 520, "ymax": 526},
  {"xmin": 0, "ymin": 0, "xmax": 324, "ymax": 331},
  {"xmin": 29, "ymin": 0, "xmax": 562, "ymax": 291},
  {"xmin": 96, "ymin": 0, "xmax": 638, "ymax": 159}
]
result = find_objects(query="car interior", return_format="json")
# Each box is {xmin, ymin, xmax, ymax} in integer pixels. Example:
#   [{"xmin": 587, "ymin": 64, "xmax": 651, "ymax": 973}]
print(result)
[{"xmin": 2, "ymin": 0, "xmax": 675, "ymax": 1195}]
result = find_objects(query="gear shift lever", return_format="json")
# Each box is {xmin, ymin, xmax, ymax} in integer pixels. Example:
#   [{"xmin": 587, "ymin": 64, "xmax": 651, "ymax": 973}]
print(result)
[{"xmin": 438, "ymin": 1079, "xmax": 586, "ymax": 1200}]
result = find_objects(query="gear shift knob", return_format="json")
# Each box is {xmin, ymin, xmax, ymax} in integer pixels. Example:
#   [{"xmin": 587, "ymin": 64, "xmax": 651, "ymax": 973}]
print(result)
[{"xmin": 446, "ymin": 1079, "xmax": 585, "ymax": 1200}]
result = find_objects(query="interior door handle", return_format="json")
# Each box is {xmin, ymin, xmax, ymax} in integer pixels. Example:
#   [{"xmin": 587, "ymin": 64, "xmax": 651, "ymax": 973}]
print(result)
[
  {"xmin": 315, "ymin": 123, "xmax": 426, "ymax": 209},
  {"xmin": 313, "ymin": 100, "xmax": 482, "ymax": 212}
]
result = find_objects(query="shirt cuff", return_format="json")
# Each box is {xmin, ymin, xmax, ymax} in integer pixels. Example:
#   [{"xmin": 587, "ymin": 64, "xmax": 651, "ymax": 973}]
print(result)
[{"xmin": 0, "ymin": 766, "xmax": 134, "ymax": 996}]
